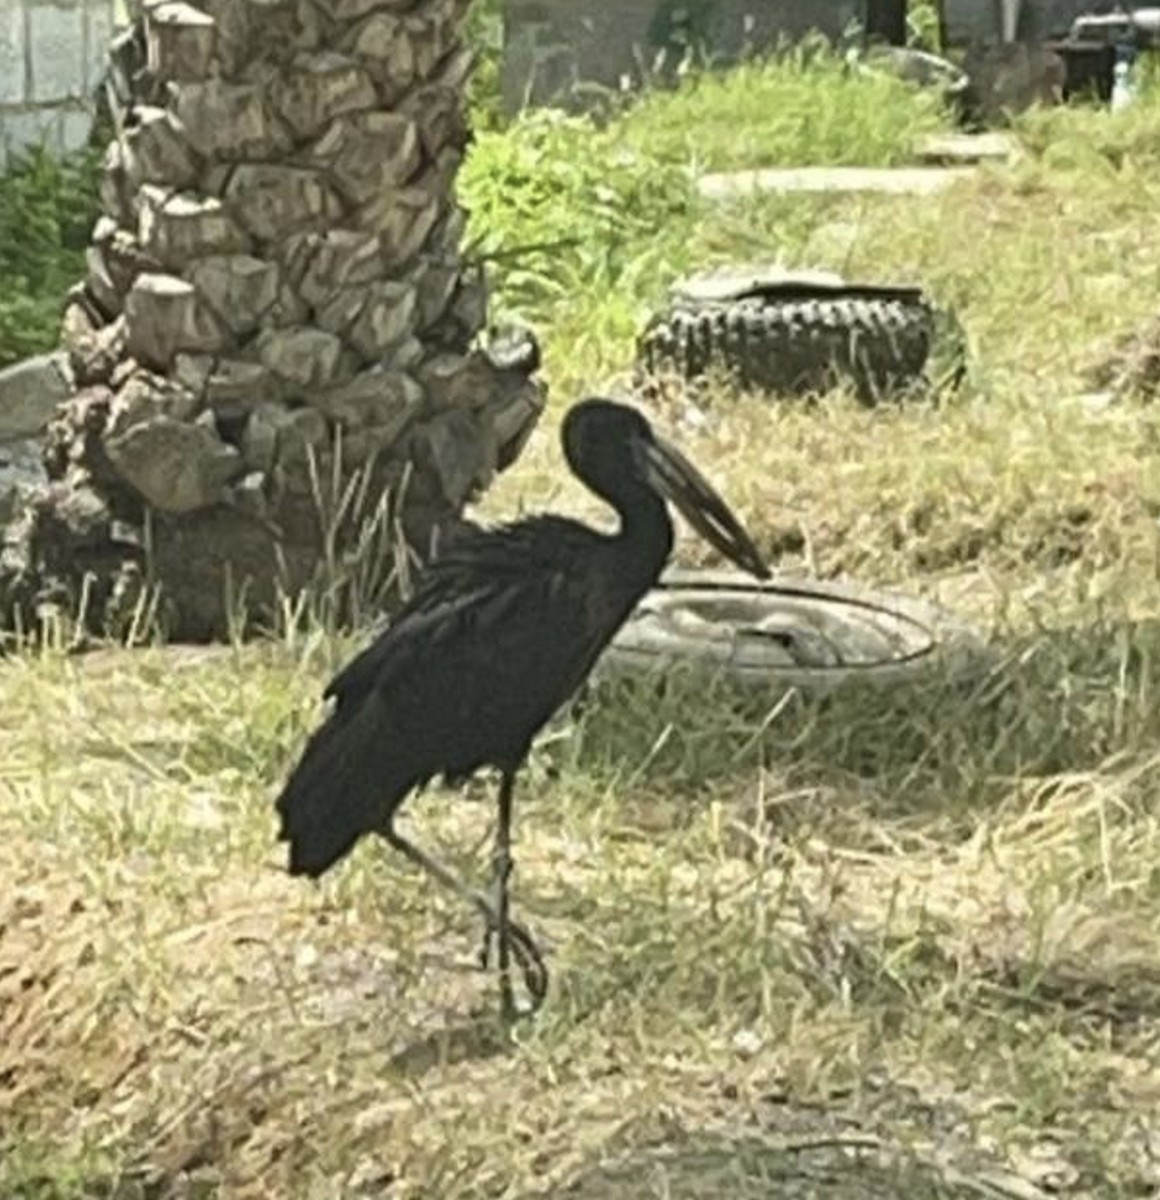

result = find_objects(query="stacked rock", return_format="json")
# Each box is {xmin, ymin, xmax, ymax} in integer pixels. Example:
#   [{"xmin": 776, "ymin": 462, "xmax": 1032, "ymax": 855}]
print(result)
[{"xmin": 26, "ymin": 0, "xmax": 544, "ymax": 640}]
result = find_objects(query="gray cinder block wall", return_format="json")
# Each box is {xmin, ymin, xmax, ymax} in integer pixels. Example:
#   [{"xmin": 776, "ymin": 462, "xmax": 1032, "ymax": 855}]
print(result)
[
  {"xmin": 943, "ymin": 0, "xmax": 1119, "ymax": 45},
  {"xmin": 0, "ymin": 0, "xmax": 127, "ymax": 170}
]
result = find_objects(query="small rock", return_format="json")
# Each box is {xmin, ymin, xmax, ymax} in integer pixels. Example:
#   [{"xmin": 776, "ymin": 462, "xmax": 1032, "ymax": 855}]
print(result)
[
  {"xmin": 230, "ymin": 470, "xmax": 269, "ymax": 519},
  {"xmin": 91, "ymin": 215, "xmax": 118, "ymax": 246},
  {"xmin": 430, "ymin": 206, "xmax": 466, "ymax": 259},
  {"xmin": 144, "ymin": 1, "xmax": 217, "ymax": 83},
  {"xmin": 417, "ymin": 350, "xmax": 492, "ymax": 412},
  {"xmin": 61, "ymin": 295, "xmax": 101, "ymax": 366},
  {"xmin": 310, "ymin": 111, "xmax": 421, "ymax": 206},
  {"xmin": 415, "ymin": 262, "xmax": 459, "ymax": 331},
  {"xmin": 0, "ymin": 353, "xmax": 74, "ymax": 440},
  {"xmin": 312, "ymin": 367, "xmax": 422, "ymax": 431},
  {"xmin": 226, "ymin": 164, "xmax": 340, "ymax": 242},
  {"xmin": 401, "ymin": 82, "xmax": 470, "ymax": 159},
  {"xmin": 241, "ymin": 402, "xmax": 288, "ymax": 472},
  {"xmin": 351, "ymin": 12, "xmax": 414, "ymax": 100},
  {"xmin": 174, "ymin": 352, "xmax": 215, "ymax": 399},
  {"xmin": 105, "ymin": 417, "xmax": 243, "ymax": 513},
  {"xmin": 487, "ymin": 379, "xmax": 547, "ymax": 472},
  {"xmin": 138, "ymin": 186, "xmax": 249, "ymax": 266},
  {"xmin": 1009, "ymin": 1141, "xmax": 1080, "ymax": 1192},
  {"xmin": 383, "ymin": 336, "xmax": 424, "ymax": 372},
  {"xmin": 124, "ymin": 273, "xmax": 229, "ymax": 368},
  {"xmin": 271, "ymin": 50, "xmax": 377, "ymax": 139},
  {"xmin": 314, "ymin": 287, "xmax": 368, "ymax": 339},
  {"xmin": 106, "ymin": 371, "xmax": 201, "ymax": 440},
  {"xmin": 345, "ymin": 280, "xmax": 417, "ymax": 361},
  {"xmin": 189, "ymin": 254, "xmax": 280, "ymax": 335},
  {"xmin": 340, "ymin": 423, "xmax": 401, "ymax": 468},
  {"xmin": 84, "ymin": 243, "xmax": 122, "ymax": 317},
  {"xmin": 123, "ymin": 105, "xmax": 200, "ymax": 189},
  {"xmin": 428, "ymin": 42, "xmax": 474, "ymax": 93},
  {"xmin": 173, "ymin": 78, "xmax": 291, "ymax": 161},
  {"xmin": 67, "ymin": 315, "xmax": 129, "ymax": 389},
  {"xmin": 92, "ymin": 229, "xmax": 165, "ymax": 311},
  {"xmin": 731, "ymin": 1028, "xmax": 763, "ymax": 1059},
  {"xmin": 448, "ymin": 266, "xmax": 488, "ymax": 342},
  {"xmin": 204, "ymin": 359, "xmax": 279, "ymax": 416},
  {"xmin": 110, "ymin": 356, "xmax": 142, "ymax": 392},
  {"xmin": 359, "ymin": 182, "xmax": 440, "ymax": 269},
  {"xmin": 256, "ymin": 326, "xmax": 353, "ymax": 393},
  {"xmin": 274, "ymin": 407, "xmax": 331, "ymax": 482},
  {"xmin": 237, "ymin": 0, "xmax": 323, "ymax": 61},
  {"xmin": 267, "ymin": 281, "xmax": 311, "ymax": 329},
  {"xmin": 99, "ymin": 139, "xmax": 133, "ymax": 226},
  {"xmin": 404, "ymin": 10, "xmax": 451, "ymax": 80},
  {"xmin": 243, "ymin": 399, "xmax": 331, "ymax": 476},
  {"xmin": 275, "ymin": 229, "xmax": 320, "ymax": 292},
  {"xmin": 190, "ymin": 0, "xmax": 251, "ymax": 75},
  {"xmin": 410, "ymin": 408, "xmax": 493, "ymax": 511},
  {"xmin": 297, "ymin": 230, "xmax": 385, "ymax": 306},
  {"xmin": 46, "ymin": 479, "xmax": 113, "ymax": 545}
]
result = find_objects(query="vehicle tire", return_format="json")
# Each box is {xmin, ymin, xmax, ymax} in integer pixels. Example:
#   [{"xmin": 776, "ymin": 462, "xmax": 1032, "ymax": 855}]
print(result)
[
  {"xmin": 598, "ymin": 568, "xmax": 996, "ymax": 697},
  {"xmin": 635, "ymin": 274, "xmax": 962, "ymax": 403}
]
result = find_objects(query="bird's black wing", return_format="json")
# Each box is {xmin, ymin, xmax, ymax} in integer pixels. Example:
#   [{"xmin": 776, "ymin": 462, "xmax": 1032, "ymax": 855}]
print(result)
[
  {"xmin": 275, "ymin": 515, "xmax": 621, "ymax": 878},
  {"xmin": 322, "ymin": 514, "xmax": 600, "ymax": 708}
]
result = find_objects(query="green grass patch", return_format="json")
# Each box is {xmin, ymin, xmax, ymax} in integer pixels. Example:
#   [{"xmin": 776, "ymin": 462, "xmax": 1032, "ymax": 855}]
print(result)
[{"xmin": 610, "ymin": 48, "xmax": 950, "ymax": 172}]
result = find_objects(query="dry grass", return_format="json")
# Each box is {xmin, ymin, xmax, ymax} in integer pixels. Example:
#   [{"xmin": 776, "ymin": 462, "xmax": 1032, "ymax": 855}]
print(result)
[{"xmin": 6, "ymin": 68, "xmax": 1160, "ymax": 1200}]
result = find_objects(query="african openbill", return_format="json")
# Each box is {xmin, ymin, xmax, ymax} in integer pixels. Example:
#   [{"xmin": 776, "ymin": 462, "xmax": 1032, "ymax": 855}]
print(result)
[{"xmin": 275, "ymin": 397, "xmax": 770, "ymax": 1018}]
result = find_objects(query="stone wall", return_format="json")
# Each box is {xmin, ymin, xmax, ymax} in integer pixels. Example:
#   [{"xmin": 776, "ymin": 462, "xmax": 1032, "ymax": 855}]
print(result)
[
  {"xmin": 0, "ymin": 0, "xmax": 130, "ymax": 170},
  {"xmin": 501, "ymin": 0, "xmax": 868, "ymax": 114}
]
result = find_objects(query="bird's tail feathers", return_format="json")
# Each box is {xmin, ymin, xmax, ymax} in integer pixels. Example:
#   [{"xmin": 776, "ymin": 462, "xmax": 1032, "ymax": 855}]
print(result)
[{"xmin": 275, "ymin": 697, "xmax": 406, "ymax": 879}]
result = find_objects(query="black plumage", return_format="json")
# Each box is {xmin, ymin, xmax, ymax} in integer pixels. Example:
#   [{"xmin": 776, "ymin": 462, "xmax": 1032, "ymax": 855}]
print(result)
[{"xmin": 275, "ymin": 397, "xmax": 770, "ymax": 1017}]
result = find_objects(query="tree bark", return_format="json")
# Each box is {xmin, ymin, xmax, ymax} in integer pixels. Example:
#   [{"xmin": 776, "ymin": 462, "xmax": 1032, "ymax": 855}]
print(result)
[{"xmin": 1, "ymin": 0, "xmax": 544, "ymax": 644}]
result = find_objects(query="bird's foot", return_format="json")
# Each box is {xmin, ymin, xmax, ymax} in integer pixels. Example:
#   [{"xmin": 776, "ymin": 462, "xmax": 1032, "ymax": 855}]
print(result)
[{"xmin": 479, "ymin": 917, "xmax": 549, "ymax": 1017}]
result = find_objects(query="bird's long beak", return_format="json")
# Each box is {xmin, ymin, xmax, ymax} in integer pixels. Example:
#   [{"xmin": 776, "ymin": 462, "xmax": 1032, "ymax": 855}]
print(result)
[{"xmin": 643, "ymin": 434, "xmax": 771, "ymax": 581}]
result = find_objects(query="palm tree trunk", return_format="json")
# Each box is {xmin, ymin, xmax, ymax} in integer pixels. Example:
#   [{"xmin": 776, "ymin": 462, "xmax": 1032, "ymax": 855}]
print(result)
[{"xmin": 6, "ymin": 0, "xmax": 544, "ymax": 642}]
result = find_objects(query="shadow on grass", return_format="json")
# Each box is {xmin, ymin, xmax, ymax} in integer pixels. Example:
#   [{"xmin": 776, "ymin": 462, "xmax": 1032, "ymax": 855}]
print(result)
[
  {"xmin": 524, "ymin": 1126, "xmax": 1047, "ymax": 1200},
  {"xmin": 385, "ymin": 1009, "xmax": 519, "ymax": 1078}
]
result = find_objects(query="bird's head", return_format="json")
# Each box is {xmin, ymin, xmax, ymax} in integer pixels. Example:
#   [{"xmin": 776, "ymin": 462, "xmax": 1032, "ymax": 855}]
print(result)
[{"xmin": 562, "ymin": 398, "xmax": 771, "ymax": 581}]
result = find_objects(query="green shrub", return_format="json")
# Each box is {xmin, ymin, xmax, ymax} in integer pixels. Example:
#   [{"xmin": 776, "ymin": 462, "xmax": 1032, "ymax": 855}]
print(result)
[
  {"xmin": 460, "ymin": 109, "xmax": 697, "ymax": 324},
  {"xmin": 0, "ymin": 146, "xmax": 100, "ymax": 368}
]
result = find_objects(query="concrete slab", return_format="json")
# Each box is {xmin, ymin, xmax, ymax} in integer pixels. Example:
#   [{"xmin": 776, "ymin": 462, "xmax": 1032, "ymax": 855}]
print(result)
[
  {"xmin": 0, "ymin": 351, "xmax": 73, "ymax": 441},
  {"xmin": 913, "ymin": 131, "xmax": 1020, "ymax": 165},
  {"xmin": 697, "ymin": 165, "xmax": 978, "ymax": 202}
]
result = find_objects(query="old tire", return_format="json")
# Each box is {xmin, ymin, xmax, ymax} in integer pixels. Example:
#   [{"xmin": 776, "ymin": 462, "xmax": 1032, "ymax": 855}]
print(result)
[
  {"xmin": 598, "ymin": 568, "xmax": 995, "ymax": 697},
  {"xmin": 636, "ymin": 283, "xmax": 942, "ymax": 402}
]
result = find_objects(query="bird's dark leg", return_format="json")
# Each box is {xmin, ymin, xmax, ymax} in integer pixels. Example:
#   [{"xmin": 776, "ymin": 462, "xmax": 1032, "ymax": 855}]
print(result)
[
  {"xmin": 377, "ymin": 818, "xmax": 548, "ymax": 1013},
  {"xmin": 480, "ymin": 770, "xmax": 517, "ymax": 1020}
]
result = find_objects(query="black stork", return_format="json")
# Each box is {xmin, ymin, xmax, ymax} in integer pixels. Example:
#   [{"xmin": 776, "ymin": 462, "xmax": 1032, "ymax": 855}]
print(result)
[{"xmin": 274, "ymin": 397, "xmax": 770, "ymax": 1018}]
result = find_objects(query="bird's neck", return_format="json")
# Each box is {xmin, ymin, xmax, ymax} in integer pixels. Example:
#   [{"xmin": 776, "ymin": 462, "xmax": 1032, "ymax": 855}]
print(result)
[{"xmin": 615, "ymin": 488, "xmax": 674, "ymax": 582}]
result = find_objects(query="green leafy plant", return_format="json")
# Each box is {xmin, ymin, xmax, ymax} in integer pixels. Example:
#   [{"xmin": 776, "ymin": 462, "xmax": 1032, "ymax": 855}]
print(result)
[
  {"xmin": 0, "ymin": 145, "xmax": 100, "ymax": 368},
  {"xmin": 460, "ymin": 109, "xmax": 697, "ymax": 323}
]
